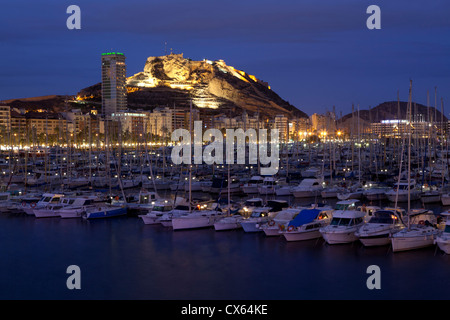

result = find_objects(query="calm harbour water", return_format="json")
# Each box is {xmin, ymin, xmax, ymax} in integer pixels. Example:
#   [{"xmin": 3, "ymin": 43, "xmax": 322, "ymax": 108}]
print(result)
[{"xmin": 0, "ymin": 195, "xmax": 449, "ymax": 300}]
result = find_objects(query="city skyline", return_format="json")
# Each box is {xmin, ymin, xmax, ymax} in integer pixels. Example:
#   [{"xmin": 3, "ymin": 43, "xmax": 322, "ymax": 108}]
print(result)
[{"xmin": 1, "ymin": 1, "xmax": 449, "ymax": 117}]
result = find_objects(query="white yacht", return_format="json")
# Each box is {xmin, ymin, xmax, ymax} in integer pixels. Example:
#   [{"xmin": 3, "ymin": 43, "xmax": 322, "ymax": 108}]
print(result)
[
  {"xmin": 301, "ymin": 167, "xmax": 320, "ymax": 178},
  {"xmin": 385, "ymin": 179, "xmax": 421, "ymax": 202},
  {"xmin": 33, "ymin": 203, "xmax": 66, "ymax": 218},
  {"xmin": 258, "ymin": 177, "xmax": 277, "ymax": 195},
  {"xmin": 275, "ymin": 185, "xmax": 293, "ymax": 196},
  {"xmin": 355, "ymin": 208, "xmax": 406, "ymax": 246},
  {"xmin": 420, "ymin": 185, "xmax": 441, "ymax": 204},
  {"xmin": 435, "ymin": 212, "xmax": 450, "ymax": 254},
  {"xmin": 58, "ymin": 196, "xmax": 99, "ymax": 218},
  {"xmin": 139, "ymin": 200, "xmax": 174, "ymax": 225},
  {"xmin": 259, "ymin": 207, "xmax": 306, "ymax": 236},
  {"xmin": 240, "ymin": 198, "xmax": 265, "ymax": 216},
  {"xmin": 363, "ymin": 186, "xmax": 390, "ymax": 201},
  {"xmin": 336, "ymin": 187, "xmax": 364, "ymax": 200},
  {"xmin": 126, "ymin": 189, "xmax": 161, "ymax": 214},
  {"xmin": 441, "ymin": 193, "xmax": 450, "ymax": 206},
  {"xmin": 23, "ymin": 193, "xmax": 65, "ymax": 216},
  {"xmin": 321, "ymin": 186, "xmax": 344, "ymax": 199},
  {"xmin": 292, "ymin": 179, "xmax": 323, "ymax": 198},
  {"xmin": 172, "ymin": 204, "xmax": 224, "ymax": 231},
  {"xmin": 241, "ymin": 176, "xmax": 264, "ymax": 194},
  {"xmin": 158, "ymin": 206, "xmax": 191, "ymax": 227},
  {"xmin": 281, "ymin": 208, "xmax": 333, "ymax": 242},
  {"xmin": 390, "ymin": 209, "xmax": 439, "ymax": 252},
  {"xmin": 319, "ymin": 199, "xmax": 367, "ymax": 244},
  {"xmin": 0, "ymin": 192, "xmax": 16, "ymax": 213},
  {"xmin": 214, "ymin": 214, "xmax": 244, "ymax": 231},
  {"xmin": 240, "ymin": 207, "xmax": 274, "ymax": 233}
]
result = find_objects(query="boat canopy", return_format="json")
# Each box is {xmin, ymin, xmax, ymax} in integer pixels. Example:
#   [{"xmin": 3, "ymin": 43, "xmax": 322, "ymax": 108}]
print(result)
[
  {"xmin": 267, "ymin": 200, "xmax": 289, "ymax": 212},
  {"xmin": 288, "ymin": 209, "xmax": 321, "ymax": 227},
  {"xmin": 245, "ymin": 198, "xmax": 263, "ymax": 207}
]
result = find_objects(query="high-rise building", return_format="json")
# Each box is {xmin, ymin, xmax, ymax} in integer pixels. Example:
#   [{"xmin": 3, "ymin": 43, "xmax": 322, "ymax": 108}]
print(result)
[{"xmin": 101, "ymin": 52, "xmax": 127, "ymax": 118}]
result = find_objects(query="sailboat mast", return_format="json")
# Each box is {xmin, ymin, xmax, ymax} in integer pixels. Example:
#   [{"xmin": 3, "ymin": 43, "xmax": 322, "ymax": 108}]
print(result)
[
  {"xmin": 407, "ymin": 80, "xmax": 412, "ymax": 216},
  {"xmin": 189, "ymin": 99, "xmax": 192, "ymax": 213}
]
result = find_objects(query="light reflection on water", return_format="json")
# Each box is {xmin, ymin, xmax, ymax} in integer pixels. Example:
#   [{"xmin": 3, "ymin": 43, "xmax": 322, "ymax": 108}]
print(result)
[{"xmin": 0, "ymin": 195, "xmax": 448, "ymax": 300}]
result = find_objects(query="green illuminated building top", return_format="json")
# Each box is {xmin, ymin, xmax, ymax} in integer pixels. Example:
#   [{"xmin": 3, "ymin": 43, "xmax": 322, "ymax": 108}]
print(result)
[
  {"xmin": 101, "ymin": 52, "xmax": 124, "ymax": 56},
  {"xmin": 101, "ymin": 52, "xmax": 127, "ymax": 117}
]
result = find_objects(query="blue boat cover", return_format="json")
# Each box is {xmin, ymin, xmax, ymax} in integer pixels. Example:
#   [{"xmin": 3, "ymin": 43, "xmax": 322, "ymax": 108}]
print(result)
[{"xmin": 288, "ymin": 209, "xmax": 321, "ymax": 227}]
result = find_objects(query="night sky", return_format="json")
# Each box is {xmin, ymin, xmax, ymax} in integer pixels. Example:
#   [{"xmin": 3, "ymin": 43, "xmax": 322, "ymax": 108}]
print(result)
[{"xmin": 1, "ymin": 0, "xmax": 449, "ymax": 116}]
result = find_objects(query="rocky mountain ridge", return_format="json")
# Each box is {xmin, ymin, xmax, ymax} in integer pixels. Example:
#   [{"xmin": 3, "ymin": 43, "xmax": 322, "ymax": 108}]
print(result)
[{"xmin": 79, "ymin": 53, "xmax": 308, "ymax": 120}]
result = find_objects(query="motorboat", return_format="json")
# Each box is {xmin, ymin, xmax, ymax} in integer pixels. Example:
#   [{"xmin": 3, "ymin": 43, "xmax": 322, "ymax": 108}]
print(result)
[
  {"xmin": 337, "ymin": 185, "xmax": 364, "ymax": 200},
  {"xmin": 0, "ymin": 192, "xmax": 18, "ymax": 213},
  {"xmin": 33, "ymin": 203, "xmax": 67, "ymax": 218},
  {"xmin": 157, "ymin": 205, "xmax": 191, "ymax": 227},
  {"xmin": 435, "ymin": 211, "xmax": 450, "ymax": 254},
  {"xmin": 281, "ymin": 208, "xmax": 333, "ymax": 242},
  {"xmin": 58, "ymin": 196, "xmax": 100, "ymax": 218},
  {"xmin": 23, "ymin": 193, "xmax": 65, "ymax": 216},
  {"xmin": 420, "ymin": 190, "xmax": 441, "ymax": 204},
  {"xmin": 390, "ymin": 209, "xmax": 439, "ymax": 252},
  {"xmin": 321, "ymin": 186, "xmax": 344, "ymax": 199},
  {"xmin": 292, "ymin": 179, "xmax": 323, "ymax": 198},
  {"xmin": 275, "ymin": 185, "xmax": 293, "ymax": 196},
  {"xmin": 82, "ymin": 204, "xmax": 127, "ymax": 219},
  {"xmin": 241, "ymin": 176, "xmax": 264, "ymax": 194},
  {"xmin": 258, "ymin": 177, "xmax": 277, "ymax": 195},
  {"xmin": 240, "ymin": 207, "xmax": 273, "ymax": 233},
  {"xmin": 172, "ymin": 202, "xmax": 224, "ymax": 230},
  {"xmin": 355, "ymin": 208, "xmax": 406, "ymax": 246},
  {"xmin": 126, "ymin": 189, "xmax": 161, "ymax": 214},
  {"xmin": 139, "ymin": 200, "xmax": 174, "ymax": 225},
  {"xmin": 240, "ymin": 199, "xmax": 288, "ymax": 233},
  {"xmin": 259, "ymin": 207, "xmax": 306, "ymax": 236},
  {"xmin": 441, "ymin": 193, "xmax": 450, "ymax": 206},
  {"xmin": 240, "ymin": 198, "xmax": 264, "ymax": 216},
  {"xmin": 301, "ymin": 167, "xmax": 320, "ymax": 178},
  {"xmin": 385, "ymin": 179, "xmax": 421, "ymax": 202},
  {"xmin": 214, "ymin": 214, "xmax": 244, "ymax": 231},
  {"xmin": 363, "ymin": 186, "xmax": 390, "ymax": 201},
  {"xmin": 319, "ymin": 199, "xmax": 367, "ymax": 244}
]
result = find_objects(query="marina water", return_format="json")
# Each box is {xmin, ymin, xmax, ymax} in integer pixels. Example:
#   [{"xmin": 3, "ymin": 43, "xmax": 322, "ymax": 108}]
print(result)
[{"xmin": 1, "ymin": 195, "xmax": 449, "ymax": 300}]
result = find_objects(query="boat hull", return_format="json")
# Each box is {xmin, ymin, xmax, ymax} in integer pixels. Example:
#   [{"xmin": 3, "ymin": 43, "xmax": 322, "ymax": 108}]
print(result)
[
  {"xmin": 140, "ymin": 215, "xmax": 162, "ymax": 225},
  {"xmin": 159, "ymin": 220, "xmax": 173, "ymax": 227},
  {"xmin": 321, "ymin": 231, "xmax": 358, "ymax": 244},
  {"xmin": 358, "ymin": 234, "xmax": 391, "ymax": 246},
  {"xmin": 275, "ymin": 188, "xmax": 292, "ymax": 196},
  {"xmin": 172, "ymin": 215, "xmax": 222, "ymax": 230},
  {"xmin": 262, "ymin": 227, "xmax": 282, "ymax": 237},
  {"xmin": 240, "ymin": 221, "xmax": 263, "ymax": 233},
  {"xmin": 386, "ymin": 192, "xmax": 421, "ymax": 202},
  {"xmin": 214, "ymin": 221, "xmax": 242, "ymax": 231},
  {"xmin": 282, "ymin": 230, "xmax": 322, "ymax": 242},
  {"xmin": 242, "ymin": 186, "xmax": 259, "ymax": 194},
  {"xmin": 292, "ymin": 190, "xmax": 320, "ymax": 198},
  {"xmin": 421, "ymin": 194, "xmax": 441, "ymax": 204},
  {"xmin": 436, "ymin": 237, "xmax": 450, "ymax": 254},
  {"xmin": 59, "ymin": 209, "xmax": 85, "ymax": 219},
  {"xmin": 364, "ymin": 192, "xmax": 387, "ymax": 201},
  {"xmin": 83, "ymin": 207, "xmax": 127, "ymax": 219},
  {"xmin": 391, "ymin": 234, "xmax": 435, "ymax": 252},
  {"xmin": 441, "ymin": 195, "xmax": 450, "ymax": 206}
]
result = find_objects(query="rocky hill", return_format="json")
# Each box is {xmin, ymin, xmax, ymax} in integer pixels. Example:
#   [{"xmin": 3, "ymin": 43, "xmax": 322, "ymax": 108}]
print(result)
[
  {"xmin": 78, "ymin": 53, "xmax": 308, "ymax": 120},
  {"xmin": 339, "ymin": 101, "xmax": 447, "ymax": 123},
  {"xmin": 0, "ymin": 95, "xmax": 75, "ymax": 112},
  {"xmin": 337, "ymin": 101, "xmax": 447, "ymax": 134}
]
